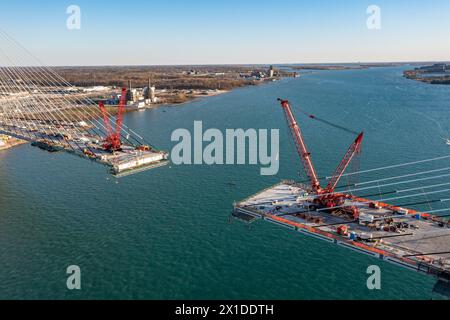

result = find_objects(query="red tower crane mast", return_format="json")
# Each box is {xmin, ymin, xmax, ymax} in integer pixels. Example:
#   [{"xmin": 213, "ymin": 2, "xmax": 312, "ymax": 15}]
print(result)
[
  {"xmin": 277, "ymin": 99, "xmax": 364, "ymax": 213},
  {"xmin": 98, "ymin": 87, "xmax": 127, "ymax": 151}
]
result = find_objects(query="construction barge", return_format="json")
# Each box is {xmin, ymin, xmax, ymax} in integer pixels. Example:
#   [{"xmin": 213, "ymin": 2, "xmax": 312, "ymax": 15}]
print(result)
[
  {"xmin": 233, "ymin": 99, "xmax": 450, "ymax": 297},
  {"xmin": 18, "ymin": 134, "xmax": 168, "ymax": 176},
  {"xmin": 27, "ymin": 134, "xmax": 169, "ymax": 177},
  {"xmin": 233, "ymin": 182, "xmax": 450, "ymax": 284}
]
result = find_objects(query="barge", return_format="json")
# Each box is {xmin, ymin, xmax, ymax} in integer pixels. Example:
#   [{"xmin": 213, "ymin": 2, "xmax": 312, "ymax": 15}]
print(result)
[{"xmin": 233, "ymin": 181, "xmax": 450, "ymax": 287}]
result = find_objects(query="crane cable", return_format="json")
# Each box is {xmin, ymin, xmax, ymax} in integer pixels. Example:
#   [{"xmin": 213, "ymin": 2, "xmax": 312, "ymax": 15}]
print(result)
[{"xmin": 292, "ymin": 103, "xmax": 360, "ymax": 136}]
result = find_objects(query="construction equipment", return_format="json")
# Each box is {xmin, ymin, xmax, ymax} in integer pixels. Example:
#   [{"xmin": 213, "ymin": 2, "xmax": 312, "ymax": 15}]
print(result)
[
  {"xmin": 277, "ymin": 98, "xmax": 364, "ymax": 218},
  {"xmin": 233, "ymin": 101, "xmax": 450, "ymax": 298},
  {"xmin": 136, "ymin": 145, "xmax": 152, "ymax": 152},
  {"xmin": 99, "ymin": 87, "xmax": 127, "ymax": 151}
]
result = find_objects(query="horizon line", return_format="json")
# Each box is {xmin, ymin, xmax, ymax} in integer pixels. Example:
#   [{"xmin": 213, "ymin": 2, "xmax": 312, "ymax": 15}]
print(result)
[{"xmin": 26, "ymin": 60, "xmax": 450, "ymax": 68}]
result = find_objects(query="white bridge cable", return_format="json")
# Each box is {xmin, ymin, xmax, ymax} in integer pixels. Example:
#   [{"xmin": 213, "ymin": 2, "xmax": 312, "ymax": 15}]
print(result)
[
  {"xmin": 0, "ymin": 62, "xmax": 109, "ymax": 148},
  {"xmin": 0, "ymin": 82, "xmax": 41, "ymax": 141},
  {"xmin": 317, "ymin": 187, "xmax": 450, "ymax": 212},
  {"xmin": 0, "ymin": 71, "xmax": 81, "ymax": 151},
  {"xmin": 0, "ymin": 35, "xmax": 115, "ymax": 149},
  {"xmin": 0, "ymin": 29, "xmax": 148, "ymax": 147},
  {"xmin": 0, "ymin": 61, "xmax": 116, "ymax": 146},
  {"xmin": 0, "ymin": 32, "xmax": 116, "ymax": 145},
  {"xmin": 1, "ymin": 64, "xmax": 102, "ymax": 154},
  {"xmin": 0, "ymin": 55, "xmax": 60, "ymax": 137},
  {"xmin": 0, "ymin": 76, "xmax": 52, "ymax": 142},
  {"xmin": 0, "ymin": 44, "xmax": 91, "ymax": 139},
  {"xmin": 383, "ymin": 181, "xmax": 450, "ymax": 196},
  {"xmin": 0, "ymin": 56, "xmax": 139, "ymax": 151},
  {"xmin": 354, "ymin": 166, "xmax": 450, "ymax": 186},
  {"xmin": 300, "ymin": 172, "xmax": 450, "ymax": 201},
  {"xmin": 0, "ymin": 56, "xmax": 81, "ymax": 150},
  {"xmin": 0, "ymin": 29, "xmax": 116, "ymax": 130},
  {"xmin": 0, "ymin": 69, "xmax": 40, "ymax": 138},
  {"xmin": 326, "ymin": 155, "xmax": 450, "ymax": 180},
  {"xmin": 345, "ymin": 173, "xmax": 450, "ymax": 195},
  {"xmin": 0, "ymin": 48, "xmax": 90, "ymax": 153}
]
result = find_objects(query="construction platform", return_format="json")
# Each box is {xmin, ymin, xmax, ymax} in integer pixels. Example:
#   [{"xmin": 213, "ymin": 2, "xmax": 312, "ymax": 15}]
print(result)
[
  {"xmin": 101, "ymin": 149, "xmax": 169, "ymax": 177},
  {"xmin": 0, "ymin": 121, "xmax": 169, "ymax": 177},
  {"xmin": 233, "ymin": 181, "xmax": 450, "ymax": 285}
]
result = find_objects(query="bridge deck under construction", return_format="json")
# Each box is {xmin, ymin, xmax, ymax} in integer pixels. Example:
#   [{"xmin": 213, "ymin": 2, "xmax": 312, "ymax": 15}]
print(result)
[
  {"xmin": 0, "ymin": 29, "xmax": 169, "ymax": 177},
  {"xmin": 233, "ymin": 181, "xmax": 450, "ymax": 283},
  {"xmin": 0, "ymin": 120, "xmax": 169, "ymax": 177}
]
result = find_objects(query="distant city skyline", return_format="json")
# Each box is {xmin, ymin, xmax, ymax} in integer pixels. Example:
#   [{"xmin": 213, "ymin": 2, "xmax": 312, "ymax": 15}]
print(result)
[{"xmin": 1, "ymin": 0, "xmax": 450, "ymax": 66}]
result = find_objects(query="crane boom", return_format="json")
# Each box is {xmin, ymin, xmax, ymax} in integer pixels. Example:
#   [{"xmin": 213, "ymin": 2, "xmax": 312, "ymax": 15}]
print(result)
[
  {"xmin": 278, "ymin": 98, "xmax": 364, "ymax": 220},
  {"xmin": 278, "ymin": 99, "xmax": 321, "ymax": 193},
  {"xmin": 98, "ymin": 87, "xmax": 127, "ymax": 151},
  {"xmin": 324, "ymin": 132, "xmax": 364, "ymax": 194}
]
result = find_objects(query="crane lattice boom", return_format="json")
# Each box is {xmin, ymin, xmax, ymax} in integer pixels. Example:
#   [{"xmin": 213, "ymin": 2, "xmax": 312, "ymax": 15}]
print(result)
[
  {"xmin": 98, "ymin": 87, "xmax": 127, "ymax": 151},
  {"xmin": 324, "ymin": 133, "xmax": 364, "ymax": 194},
  {"xmin": 277, "ymin": 98, "xmax": 364, "ymax": 206},
  {"xmin": 278, "ymin": 99, "xmax": 321, "ymax": 193}
]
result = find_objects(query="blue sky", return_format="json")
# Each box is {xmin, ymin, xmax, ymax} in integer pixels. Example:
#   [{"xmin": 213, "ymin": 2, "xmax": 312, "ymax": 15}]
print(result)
[{"xmin": 0, "ymin": 0, "xmax": 449, "ymax": 65}]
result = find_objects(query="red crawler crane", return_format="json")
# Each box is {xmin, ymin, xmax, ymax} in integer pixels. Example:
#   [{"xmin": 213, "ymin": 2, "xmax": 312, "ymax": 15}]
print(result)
[
  {"xmin": 278, "ymin": 99, "xmax": 364, "ymax": 218},
  {"xmin": 98, "ymin": 87, "xmax": 127, "ymax": 151}
]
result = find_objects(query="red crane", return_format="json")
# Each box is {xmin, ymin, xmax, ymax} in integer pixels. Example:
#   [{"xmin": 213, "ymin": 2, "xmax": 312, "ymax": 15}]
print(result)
[
  {"xmin": 279, "ymin": 99, "xmax": 322, "ymax": 193},
  {"xmin": 98, "ymin": 87, "xmax": 127, "ymax": 151},
  {"xmin": 323, "ymin": 132, "xmax": 364, "ymax": 195},
  {"xmin": 278, "ymin": 99, "xmax": 364, "ymax": 216}
]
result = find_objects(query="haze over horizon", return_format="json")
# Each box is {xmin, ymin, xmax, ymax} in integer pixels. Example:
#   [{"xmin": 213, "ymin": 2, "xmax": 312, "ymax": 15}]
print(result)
[{"xmin": 1, "ymin": 0, "xmax": 449, "ymax": 66}]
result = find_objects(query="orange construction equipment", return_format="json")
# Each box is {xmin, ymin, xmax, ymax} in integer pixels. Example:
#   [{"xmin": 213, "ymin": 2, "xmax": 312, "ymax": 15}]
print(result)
[
  {"xmin": 136, "ymin": 145, "xmax": 152, "ymax": 152},
  {"xmin": 337, "ymin": 225, "xmax": 349, "ymax": 236}
]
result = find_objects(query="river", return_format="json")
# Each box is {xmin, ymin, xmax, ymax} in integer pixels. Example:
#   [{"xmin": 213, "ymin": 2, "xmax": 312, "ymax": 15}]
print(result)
[{"xmin": 1, "ymin": 66, "xmax": 449, "ymax": 299}]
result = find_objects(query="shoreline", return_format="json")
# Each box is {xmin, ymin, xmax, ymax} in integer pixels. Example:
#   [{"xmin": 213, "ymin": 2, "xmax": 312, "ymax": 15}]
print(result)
[
  {"xmin": 148, "ymin": 89, "xmax": 230, "ymax": 108},
  {"xmin": 0, "ymin": 137, "xmax": 27, "ymax": 151},
  {"xmin": 403, "ymin": 63, "xmax": 450, "ymax": 85}
]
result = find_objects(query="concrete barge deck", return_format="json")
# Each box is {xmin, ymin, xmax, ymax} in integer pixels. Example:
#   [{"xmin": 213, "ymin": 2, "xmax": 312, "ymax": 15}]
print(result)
[{"xmin": 233, "ymin": 181, "xmax": 450, "ymax": 285}]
